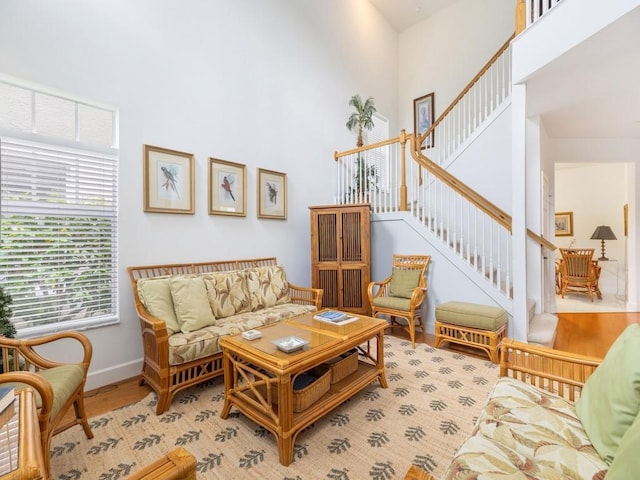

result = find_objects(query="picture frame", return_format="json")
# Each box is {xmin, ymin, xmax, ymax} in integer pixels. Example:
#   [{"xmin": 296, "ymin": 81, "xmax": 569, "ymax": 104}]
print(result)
[
  {"xmin": 143, "ymin": 144, "xmax": 195, "ymax": 214},
  {"xmin": 413, "ymin": 92, "xmax": 435, "ymax": 149},
  {"xmin": 555, "ymin": 211, "xmax": 573, "ymax": 237},
  {"xmin": 257, "ymin": 168, "xmax": 287, "ymax": 219},
  {"xmin": 624, "ymin": 203, "xmax": 628, "ymax": 237},
  {"xmin": 208, "ymin": 158, "xmax": 246, "ymax": 216}
]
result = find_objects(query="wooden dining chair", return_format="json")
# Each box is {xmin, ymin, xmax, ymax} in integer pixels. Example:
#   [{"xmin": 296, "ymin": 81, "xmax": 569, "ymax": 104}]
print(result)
[{"xmin": 558, "ymin": 248, "xmax": 602, "ymax": 302}]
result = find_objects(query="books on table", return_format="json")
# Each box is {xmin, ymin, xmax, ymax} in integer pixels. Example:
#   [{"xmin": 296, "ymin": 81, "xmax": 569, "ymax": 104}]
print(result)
[{"xmin": 313, "ymin": 310, "xmax": 359, "ymax": 325}]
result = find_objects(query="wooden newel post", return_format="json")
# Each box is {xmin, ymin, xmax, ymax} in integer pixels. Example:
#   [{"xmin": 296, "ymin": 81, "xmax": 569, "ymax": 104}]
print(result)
[
  {"xmin": 515, "ymin": 0, "xmax": 526, "ymax": 35},
  {"xmin": 399, "ymin": 129, "xmax": 408, "ymax": 211}
]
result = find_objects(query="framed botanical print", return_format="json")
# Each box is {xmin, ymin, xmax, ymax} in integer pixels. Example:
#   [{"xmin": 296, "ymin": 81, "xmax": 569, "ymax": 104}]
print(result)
[
  {"xmin": 143, "ymin": 144, "xmax": 195, "ymax": 214},
  {"xmin": 208, "ymin": 158, "xmax": 246, "ymax": 216},
  {"xmin": 257, "ymin": 168, "xmax": 287, "ymax": 219},
  {"xmin": 555, "ymin": 211, "xmax": 573, "ymax": 236},
  {"xmin": 413, "ymin": 92, "xmax": 434, "ymax": 149}
]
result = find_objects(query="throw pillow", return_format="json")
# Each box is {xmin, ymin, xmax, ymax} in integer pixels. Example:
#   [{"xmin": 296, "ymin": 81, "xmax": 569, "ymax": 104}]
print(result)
[
  {"xmin": 169, "ymin": 276, "xmax": 217, "ymax": 333},
  {"xmin": 245, "ymin": 265, "xmax": 291, "ymax": 311},
  {"xmin": 606, "ymin": 412, "xmax": 640, "ymax": 478},
  {"xmin": 389, "ymin": 267, "xmax": 422, "ymax": 299},
  {"xmin": 137, "ymin": 277, "xmax": 181, "ymax": 335},
  {"xmin": 575, "ymin": 323, "xmax": 640, "ymax": 464},
  {"xmin": 203, "ymin": 271, "xmax": 251, "ymax": 318}
]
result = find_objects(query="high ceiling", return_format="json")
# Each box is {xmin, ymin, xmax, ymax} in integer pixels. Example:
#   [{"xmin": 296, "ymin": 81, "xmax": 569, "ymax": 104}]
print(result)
[
  {"xmin": 368, "ymin": 0, "xmax": 460, "ymax": 32},
  {"xmin": 525, "ymin": 7, "xmax": 640, "ymax": 139},
  {"xmin": 370, "ymin": 1, "xmax": 640, "ymax": 140}
]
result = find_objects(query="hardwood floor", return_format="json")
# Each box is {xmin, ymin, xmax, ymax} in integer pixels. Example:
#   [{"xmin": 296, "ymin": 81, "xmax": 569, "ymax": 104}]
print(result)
[{"xmin": 75, "ymin": 312, "xmax": 639, "ymax": 420}]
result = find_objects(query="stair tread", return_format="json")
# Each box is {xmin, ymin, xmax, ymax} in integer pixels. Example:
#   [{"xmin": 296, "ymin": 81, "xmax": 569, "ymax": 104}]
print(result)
[{"xmin": 528, "ymin": 313, "xmax": 558, "ymax": 347}]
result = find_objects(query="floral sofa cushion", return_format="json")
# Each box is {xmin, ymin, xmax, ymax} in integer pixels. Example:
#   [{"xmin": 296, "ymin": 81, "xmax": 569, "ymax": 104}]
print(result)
[
  {"xmin": 440, "ymin": 377, "xmax": 608, "ymax": 480},
  {"xmin": 167, "ymin": 303, "xmax": 315, "ymax": 366},
  {"xmin": 202, "ymin": 271, "xmax": 251, "ymax": 318},
  {"xmin": 245, "ymin": 265, "xmax": 292, "ymax": 310}
]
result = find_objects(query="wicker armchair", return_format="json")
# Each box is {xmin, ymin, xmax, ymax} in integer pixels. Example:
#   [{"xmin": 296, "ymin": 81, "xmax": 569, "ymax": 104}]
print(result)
[
  {"xmin": 0, "ymin": 331, "xmax": 94, "ymax": 478},
  {"xmin": 367, "ymin": 254, "xmax": 431, "ymax": 348},
  {"xmin": 558, "ymin": 248, "xmax": 602, "ymax": 301}
]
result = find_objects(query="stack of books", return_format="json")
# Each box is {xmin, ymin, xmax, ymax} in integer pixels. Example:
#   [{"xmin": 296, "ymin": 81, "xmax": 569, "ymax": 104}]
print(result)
[{"xmin": 313, "ymin": 310, "xmax": 359, "ymax": 325}]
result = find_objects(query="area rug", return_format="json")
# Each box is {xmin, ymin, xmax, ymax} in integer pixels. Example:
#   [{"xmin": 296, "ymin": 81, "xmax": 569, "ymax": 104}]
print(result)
[{"xmin": 50, "ymin": 337, "xmax": 499, "ymax": 479}]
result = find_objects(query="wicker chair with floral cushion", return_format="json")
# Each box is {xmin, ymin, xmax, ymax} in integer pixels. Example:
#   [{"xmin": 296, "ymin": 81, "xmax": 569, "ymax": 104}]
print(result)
[
  {"xmin": 559, "ymin": 248, "xmax": 602, "ymax": 301},
  {"xmin": 0, "ymin": 331, "xmax": 94, "ymax": 478},
  {"xmin": 367, "ymin": 254, "xmax": 431, "ymax": 348}
]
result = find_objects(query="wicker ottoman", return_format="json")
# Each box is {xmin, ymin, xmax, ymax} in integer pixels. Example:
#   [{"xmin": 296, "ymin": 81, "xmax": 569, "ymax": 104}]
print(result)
[{"xmin": 434, "ymin": 301, "xmax": 507, "ymax": 363}]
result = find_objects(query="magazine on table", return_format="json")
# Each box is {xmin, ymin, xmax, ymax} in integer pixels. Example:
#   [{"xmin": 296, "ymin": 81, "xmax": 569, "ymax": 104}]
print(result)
[{"xmin": 313, "ymin": 310, "xmax": 359, "ymax": 325}]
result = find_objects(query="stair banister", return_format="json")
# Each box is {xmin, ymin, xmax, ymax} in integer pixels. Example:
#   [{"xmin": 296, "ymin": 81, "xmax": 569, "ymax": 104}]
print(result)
[
  {"xmin": 410, "ymin": 136, "xmax": 512, "ymax": 232},
  {"xmin": 415, "ymin": 34, "xmax": 515, "ymax": 151}
]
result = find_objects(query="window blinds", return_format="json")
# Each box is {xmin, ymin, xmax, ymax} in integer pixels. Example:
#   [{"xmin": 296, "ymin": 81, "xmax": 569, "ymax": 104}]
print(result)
[{"xmin": 0, "ymin": 137, "xmax": 118, "ymax": 336}]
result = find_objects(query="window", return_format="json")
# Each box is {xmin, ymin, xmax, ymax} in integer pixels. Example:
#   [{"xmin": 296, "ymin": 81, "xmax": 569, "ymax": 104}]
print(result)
[
  {"xmin": 0, "ymin": 77, "xmax": 119, "ymax": 336},
  {"xmin": 364, "ymin": 112, "xmax": 390, "ymax": 191}
]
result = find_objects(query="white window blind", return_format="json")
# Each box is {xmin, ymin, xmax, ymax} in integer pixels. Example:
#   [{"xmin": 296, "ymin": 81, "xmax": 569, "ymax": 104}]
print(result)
[{"xmin": 0, "ymin": 138, "xmax": 118, "ymax": 335}]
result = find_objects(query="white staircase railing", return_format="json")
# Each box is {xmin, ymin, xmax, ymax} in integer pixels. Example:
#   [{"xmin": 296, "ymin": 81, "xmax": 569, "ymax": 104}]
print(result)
[
  {"xmin": 335, "ymin": 37, "xmax": 515, "ymax": 298},
  {"xmin": 528, "ymin": 0, "xmax": 562, "ymax": 26},
  {"xmin": 426, "ymin": 43, "xmax": 512, "ymax": 167}
]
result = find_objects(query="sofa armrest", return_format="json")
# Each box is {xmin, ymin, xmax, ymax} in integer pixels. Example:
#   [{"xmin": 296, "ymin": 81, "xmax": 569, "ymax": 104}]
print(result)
[
  {"xmin": 403, "ymin": 465, "xmax": 435, "ymax": 480},
  {"xmin": 500, "ymin": 338, "xmax": 602, "ymax": 402},
  {"xmin": 288, "ymin": 283, "xmax": 323, "ymax": 309},
  {"xmin": 128, "ymin": 447, "xmax": 196, "ymax": 480},
  {"xmin": 135, "ymin": 307, "xmax": 170, "ymax": 372}
]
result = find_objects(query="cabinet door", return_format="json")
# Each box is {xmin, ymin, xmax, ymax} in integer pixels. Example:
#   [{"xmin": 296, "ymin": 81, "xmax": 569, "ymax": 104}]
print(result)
[
  {"xmin": 310, "ymin": 205, "xmax": 370, "ymax": 314},
  {"xmin": 339, "ymin": 208, "xmax": 369, "ymax": 313}
]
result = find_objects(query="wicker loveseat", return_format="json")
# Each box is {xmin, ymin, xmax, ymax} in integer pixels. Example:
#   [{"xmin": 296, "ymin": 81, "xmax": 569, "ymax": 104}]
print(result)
[
  {"xmin": 127, "ymin": 257, "xmax": 322, "ymax": 414},
  {"xmin": 405, "ymin": 324, "xmax": 640, "ymax": 479}
]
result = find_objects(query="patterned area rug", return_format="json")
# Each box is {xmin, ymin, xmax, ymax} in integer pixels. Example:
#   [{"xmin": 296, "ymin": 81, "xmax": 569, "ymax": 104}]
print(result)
[{"xmin": 50, "ymin": 336, "xmax": 499, "ymax": 479}]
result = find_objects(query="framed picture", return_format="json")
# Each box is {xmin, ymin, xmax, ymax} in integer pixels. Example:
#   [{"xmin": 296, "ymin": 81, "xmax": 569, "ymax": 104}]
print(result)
[
  {"xmin": 143, "ymin": 145, "xmax": 195, "ymax": 214},
  {"xmin": 413, "ymin": 92, "xmax": 434, "ymax": 149},
  {"xmin": 555, "ymin": 211, "xmax": 573, "ymax": 237},
  {"xmin": 257, "ymin": 168, "xmax": 287, "ymax": 219},
  {"xmin": 208, "ymin": 158, "xmax": 246, "ymax": 216}
]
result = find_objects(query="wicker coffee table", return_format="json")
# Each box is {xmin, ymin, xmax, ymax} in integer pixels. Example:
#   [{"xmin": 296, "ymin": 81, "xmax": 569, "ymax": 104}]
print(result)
[{"xmin": 220, "ymin": 311, "xmax": 388, "ymax": 465}]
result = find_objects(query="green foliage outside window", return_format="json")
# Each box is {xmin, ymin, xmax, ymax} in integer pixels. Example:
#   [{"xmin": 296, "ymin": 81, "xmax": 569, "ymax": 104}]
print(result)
[{"xmin": 0, "ymin": 214, "xmax": 116, "ymax": 329}]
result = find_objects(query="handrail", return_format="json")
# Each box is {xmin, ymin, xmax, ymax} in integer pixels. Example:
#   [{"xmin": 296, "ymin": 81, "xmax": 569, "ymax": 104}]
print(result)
[
  {"xmin": 527, "ymin": 229, "xmax": 556, "ymax": 251},
  {"xmin": 334, "ymin": 131, "xmax": 409, "ymax": 160},
  {"xmin": 410, "ymin": 136, "xmax": 512, "ymax": 231},
  {"xmin": 416, "ymin": 34, "xmax": 516, "ymax": 150}
]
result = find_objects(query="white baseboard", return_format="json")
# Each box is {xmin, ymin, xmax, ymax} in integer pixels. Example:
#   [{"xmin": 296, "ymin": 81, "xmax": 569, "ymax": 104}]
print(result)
[{"xmin": 85, "ymin": 358, "xmax": 143, "ymax": 391}]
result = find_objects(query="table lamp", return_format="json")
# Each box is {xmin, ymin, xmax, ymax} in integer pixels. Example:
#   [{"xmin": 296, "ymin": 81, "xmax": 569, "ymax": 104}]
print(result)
[{"xmin": 590, "ymin": 225, "xmax": 617, "ymax": 261}]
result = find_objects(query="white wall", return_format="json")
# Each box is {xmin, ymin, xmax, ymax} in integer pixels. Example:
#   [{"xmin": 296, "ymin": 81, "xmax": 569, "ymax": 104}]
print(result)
[
  {"xmin": 398, "ymin": 0, "xmax": 516, "ymax": 132},
  {"xmin": 0, "ymin": 0, "xmax": 398, "ymax": 389},
  {"xmin": 447, "ymin": 105, "xmax": 513, "ymax": 213}
]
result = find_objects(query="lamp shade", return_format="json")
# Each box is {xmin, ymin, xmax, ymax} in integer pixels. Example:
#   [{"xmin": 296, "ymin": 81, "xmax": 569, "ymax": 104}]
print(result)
[{"xmin": 590, "ymin": 225, "xmax": 617, "ymax": 240}]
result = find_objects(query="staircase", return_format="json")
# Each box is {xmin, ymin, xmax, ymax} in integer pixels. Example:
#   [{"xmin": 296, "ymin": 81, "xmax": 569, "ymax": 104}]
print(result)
[{"xmin": 335, "ymin": 31, "xmax": 558, "ymax": 343}]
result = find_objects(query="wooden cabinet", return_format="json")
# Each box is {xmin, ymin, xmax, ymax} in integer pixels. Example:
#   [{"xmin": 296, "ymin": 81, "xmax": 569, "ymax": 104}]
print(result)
[{"xmin": 310, "ymin": 204, "xmax": 371, "ymax": 314}]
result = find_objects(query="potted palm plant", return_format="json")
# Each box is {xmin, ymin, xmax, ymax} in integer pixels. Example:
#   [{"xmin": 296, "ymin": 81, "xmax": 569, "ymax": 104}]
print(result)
[
  {"xmin": 346, "ymin": 94, "xmax": 376, "ymax": 148},
  {"xmin": 345, "ymin": 94, "xmax": 378, "ymax": 199}
]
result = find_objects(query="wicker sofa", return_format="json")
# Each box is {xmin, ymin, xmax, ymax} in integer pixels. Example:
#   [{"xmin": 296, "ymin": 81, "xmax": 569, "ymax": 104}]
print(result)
[
  {"xmin": 127, "ymin": 257, "xmax": 322, "ymax": 414},
  {"xmin": 405, "ymin": 324, "xmax": 640, "ymax": 479}
]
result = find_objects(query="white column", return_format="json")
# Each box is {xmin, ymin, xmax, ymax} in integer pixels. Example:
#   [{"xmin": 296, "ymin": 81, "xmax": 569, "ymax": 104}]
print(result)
[{"xmin": 511, "ymin": 83, "xmax": 528, "ymax": 342}]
